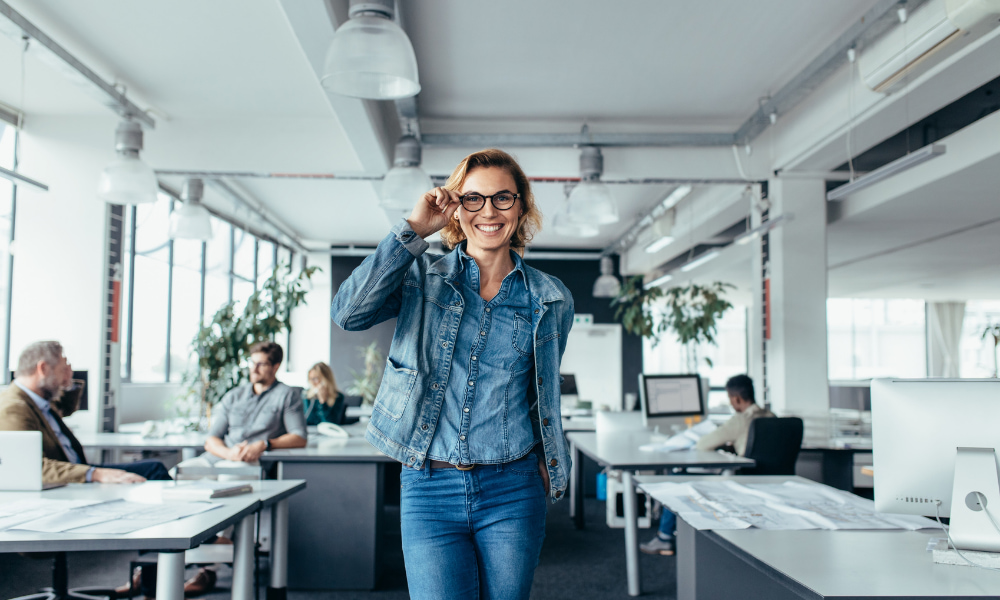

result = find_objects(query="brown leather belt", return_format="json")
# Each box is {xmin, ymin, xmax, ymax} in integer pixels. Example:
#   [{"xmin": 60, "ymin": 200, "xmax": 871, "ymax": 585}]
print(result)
[{"xmin": 428, "ymin": 459, "xmax": 477, "ymax": 471}]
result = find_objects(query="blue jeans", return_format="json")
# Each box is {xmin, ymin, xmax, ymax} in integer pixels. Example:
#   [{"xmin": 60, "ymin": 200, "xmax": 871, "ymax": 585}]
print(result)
[
  {"xmin": 400, "ymin": 453, "xmax": 546, "ymax": 600},
  {"xmin": 103, "ymin": 459, "xmax": 171, "ymax": 480},
  {"xmin": 659, "ymin": 509, "xmax": 677, "ymax": 539}
]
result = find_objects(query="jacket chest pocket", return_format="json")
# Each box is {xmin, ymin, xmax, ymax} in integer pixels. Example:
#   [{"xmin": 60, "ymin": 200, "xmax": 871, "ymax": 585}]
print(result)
[
  {"xmin": 512, "ymin": 313, "xmax": 534, "ymax": 356},
  {"xmin": 375, "ymin": 357, "xmax": 418, "ymax": 421}
]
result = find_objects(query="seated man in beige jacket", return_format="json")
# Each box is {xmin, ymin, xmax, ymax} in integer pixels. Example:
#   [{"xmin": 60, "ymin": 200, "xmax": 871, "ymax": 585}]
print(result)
[
  {"xmin": 0, "ymin": 340, "xmax": 169, "ymax": 484},
  {"xmin": 641, "ymin": 374, "xmax": 774, "ymax": 556}
]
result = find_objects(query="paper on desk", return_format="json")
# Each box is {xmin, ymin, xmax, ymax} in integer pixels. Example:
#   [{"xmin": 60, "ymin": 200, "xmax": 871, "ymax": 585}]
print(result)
[
  {"xmin": 11, "ymin": 500, "xmax": 220, "ymax": 534},
  {"xmin": 638, "ymin": 421, "xmax": 718, "ymax": 453},
  {"xmin": 0, "ymin": 499, "xmax": 109, "ymax": 532}
]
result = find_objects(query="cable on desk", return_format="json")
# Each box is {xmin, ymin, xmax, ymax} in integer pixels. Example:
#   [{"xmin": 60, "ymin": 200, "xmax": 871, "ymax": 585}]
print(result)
[{"xmin": 934, "ymin": 495, "xmax": 1000, "ymax": 573}]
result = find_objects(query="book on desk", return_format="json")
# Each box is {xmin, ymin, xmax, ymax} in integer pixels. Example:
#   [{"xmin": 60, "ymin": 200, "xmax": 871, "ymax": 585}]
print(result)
[{"xmin": 160, "ymin": 481, "xmax": 253, "ymax": 501}]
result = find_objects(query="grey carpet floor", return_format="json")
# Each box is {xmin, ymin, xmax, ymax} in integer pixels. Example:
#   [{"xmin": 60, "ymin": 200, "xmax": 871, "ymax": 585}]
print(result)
[{"xmin": 1, "ymin": 497, "xmax": 676, "ymax": 600}]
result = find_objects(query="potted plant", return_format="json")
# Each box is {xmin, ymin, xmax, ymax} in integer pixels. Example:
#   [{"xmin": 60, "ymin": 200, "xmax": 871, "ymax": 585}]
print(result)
[
  {"xmin": 983, "ymin": 322, "xmax": 1000, "ymax": 378},
  {"xmin": 347, "ymin": 341, "xmax": 385, "ymax": 406},
  {"xmin": 612, "ymin": 276, "xmax": 734, "ymax": 371}
]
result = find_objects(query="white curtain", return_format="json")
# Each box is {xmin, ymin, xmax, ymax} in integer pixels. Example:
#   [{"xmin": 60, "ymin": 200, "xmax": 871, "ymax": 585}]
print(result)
[{"xmin": 927, "ymin": 302, "xmax": 966, "ymax": 378}]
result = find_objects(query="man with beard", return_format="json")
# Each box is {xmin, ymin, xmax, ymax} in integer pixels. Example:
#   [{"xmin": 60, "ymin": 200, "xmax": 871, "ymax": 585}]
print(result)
[{"xmin": 0, "ymin": 340, "xmax": 170, "ymax": 484}]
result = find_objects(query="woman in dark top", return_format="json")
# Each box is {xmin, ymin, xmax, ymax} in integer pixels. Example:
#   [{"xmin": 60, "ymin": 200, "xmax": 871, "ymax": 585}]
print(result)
[{"xmin": 303, "ymin": 362, "xmax": 343, "ymax": 425}]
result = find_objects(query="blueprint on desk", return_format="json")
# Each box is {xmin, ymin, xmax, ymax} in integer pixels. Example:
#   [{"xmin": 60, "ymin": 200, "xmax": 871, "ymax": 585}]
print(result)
[
  {"xmin": 0, "ymin": 499, "xmax": 220, "ymax": 535},
  {"xmin": 640, "ymin": 480, "xmax": 937, "ymax": 531}
]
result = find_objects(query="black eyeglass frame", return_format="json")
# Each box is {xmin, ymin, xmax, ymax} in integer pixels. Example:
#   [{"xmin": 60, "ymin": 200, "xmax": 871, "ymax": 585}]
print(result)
[{"xmin": 458, "ymin": 192, "xmax": 521, "ymax": 212}]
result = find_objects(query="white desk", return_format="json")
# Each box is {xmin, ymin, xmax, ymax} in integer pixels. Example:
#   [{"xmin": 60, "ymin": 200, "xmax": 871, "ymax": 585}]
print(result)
[
  {"xmin": 0, "ymin": 480, "xmax": 304, "ymax": 600},
  {"xmin": 566, "ymin": 430, "xmax": 755, "ymax": 596},
  {"xmin": 636, "ymin": 475, "xmax": 1000, "ymax": 599},
  {"xmin": 75, "ymin": 431, "xmax": 207, "ymax": 462}
]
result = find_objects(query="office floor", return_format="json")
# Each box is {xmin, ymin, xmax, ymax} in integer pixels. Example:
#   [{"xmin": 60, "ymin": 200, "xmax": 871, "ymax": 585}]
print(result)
[{"xmin": 0, "ymin": 498, "xmax": 677, "ymax": 600}]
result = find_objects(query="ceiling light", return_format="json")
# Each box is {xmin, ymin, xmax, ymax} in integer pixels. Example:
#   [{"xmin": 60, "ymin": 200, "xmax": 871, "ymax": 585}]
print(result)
[
  {"xmin": 169, "ymin": 179, "xmax": 212, "ymax": 241},
  {"xmin": 592, "ymin": 256, "xmax": 621, "ymax": 298},
  {"xmin": 733, "ymin": 214, "xmax": 791, "ymax": 245},
  {"xmin": 644, "ymin": 273, "xmax": 673, "ymax": 290},
  {"xmin": 680, "ymin": 250, "xmax": 720, "ymax": 272},
  {"xmin": 567, "ymin": 147, "xmax": 619, "ymax": 225},
  {"xmin": 643, "ymin": 215, "xmax": 675, "ymax": 254},
  {"xmin": 661, "ymin": 185, "xmax": 692, "ymax": 211},
  {"xmin": 381, "ymin": 135, "xmax": 432, "ymax": 211},
  {"xmin": 97, "ymin": 118, "xmax": 158, "ymax": 204},
  {"xmin": 826, "ymin": 144, "xmax": 946, "ymax": 201},
  {"xmin": 552, "ymin": 209, "xmax": 599, "ymax": 238},
  {"xmin": 644, "ymin": 236, "xmax": 675, "ymax": 254},
  {"xmin": 321, "ymin": 0, "xmax": 420, "ymax": 100}
]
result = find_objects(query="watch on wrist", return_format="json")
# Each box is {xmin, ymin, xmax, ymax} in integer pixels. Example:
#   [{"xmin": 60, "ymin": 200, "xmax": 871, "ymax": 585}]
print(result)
[{"xmin": 265, "ymin": 439, "xmax": 272, "ymax": 451}]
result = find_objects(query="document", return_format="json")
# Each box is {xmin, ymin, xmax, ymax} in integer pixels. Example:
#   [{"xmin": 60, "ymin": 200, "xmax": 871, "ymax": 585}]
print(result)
[
  {"xmin": 0, "ymin": 499, "xmax": 108, "ymax": 532},
  {"xmin": 10, "ymin": 500, "xmax": 220, "ymax": 534},
  {"xmin": 639, "ymin": 480, "xmax": 938, "ymax": 531}
]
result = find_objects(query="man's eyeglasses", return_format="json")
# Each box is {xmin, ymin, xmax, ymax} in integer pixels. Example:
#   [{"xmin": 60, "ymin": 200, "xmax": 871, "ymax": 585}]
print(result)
[
  {"xmin": 249, "ymin": 360, "xmax": 273, "ymax": 370},
  {"xmin": 459, "ymin": 192, "xmax": 520, "ymax": 212}
]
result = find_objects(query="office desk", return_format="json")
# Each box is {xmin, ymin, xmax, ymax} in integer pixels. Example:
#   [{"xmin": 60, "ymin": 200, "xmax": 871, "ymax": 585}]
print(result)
[
  {"xmin": 565, "ymin": 431, "xmax": 755, "ymax": 596},
  {"xmin": 260, "ymin": 426, "xmax": 392, "ymax": 590},
  {"xmin": 75, "ymin": 431, "xmax": 207, "ymax": 462},
  {"xmin": 635, "ymin": 475, "xmax": 1000, "ymax": 599},
  {"xmin": 799, "ymin": 437, "xmax": 872, "ymax": 491},
  {"xmin": 0, "ymin": 480, "xmax": 304, "ymax": 600}
]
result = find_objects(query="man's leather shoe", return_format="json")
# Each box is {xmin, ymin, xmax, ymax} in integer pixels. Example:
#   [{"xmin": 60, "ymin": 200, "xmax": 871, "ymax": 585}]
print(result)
[
  {"xmin": 115, "ymin": 566, "xmax": 142, "ymax": 596},
  {"xmin": 183, "ymin": 568, "xmax": 217, "ymax": 596}
]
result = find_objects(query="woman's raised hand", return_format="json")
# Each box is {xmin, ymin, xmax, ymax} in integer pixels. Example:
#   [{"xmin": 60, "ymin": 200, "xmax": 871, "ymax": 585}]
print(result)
[{"xmin": 407, "ymin": 187, "xmax": 461, "ymax": 239}]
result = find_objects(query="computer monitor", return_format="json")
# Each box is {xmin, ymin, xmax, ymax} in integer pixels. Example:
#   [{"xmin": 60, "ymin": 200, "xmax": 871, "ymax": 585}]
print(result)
[
  {"xmin": 560, "ymin": 374, "xmax": 578, "ymax": 396},
  {"xmin": 638, "ymin": 374, "xmax": 704, "ymax": 429},
  {"xmin": 872, "ymin": 378, "xmax": 1000, "ymax": 552},
  {"xmin": 9, "ymin": 370, "xmax": 87, "ymax": 411}
]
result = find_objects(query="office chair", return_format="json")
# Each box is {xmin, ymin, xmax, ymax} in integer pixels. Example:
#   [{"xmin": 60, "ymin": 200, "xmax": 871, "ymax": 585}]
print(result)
[
  {"xmin": 342, "ymin": 395, "xmax": 363, "ymax": 425},
  {"xmin": 11, "ymin": 552, "xmax": 113, "ymax": 600},
  {"xmin": 330, "ymin": 394, "xmax": 347, "ymax": 425},
  {"xmin": 742, "ymin": 417, "xmax": 804, "ymax": 476}
]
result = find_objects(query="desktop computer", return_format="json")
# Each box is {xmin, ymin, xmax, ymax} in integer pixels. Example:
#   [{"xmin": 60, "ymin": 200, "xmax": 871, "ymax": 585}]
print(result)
[
  {"xmin": 638, "ymin": 374, "xmax": 704, "ymax": 430},
  {"xmin": 872, "ymin": 378, "xmax": 1000, "ymax": 552}
]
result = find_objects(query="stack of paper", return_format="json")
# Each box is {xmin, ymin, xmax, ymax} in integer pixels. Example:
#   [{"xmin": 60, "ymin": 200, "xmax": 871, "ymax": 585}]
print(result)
[
  {"xmin": 160, "ymin": 481, "xmax": 253, "ymax": 501},
  {"xmin": 0, "ymin": 498, "xmax": 221, "ymax": 535}
]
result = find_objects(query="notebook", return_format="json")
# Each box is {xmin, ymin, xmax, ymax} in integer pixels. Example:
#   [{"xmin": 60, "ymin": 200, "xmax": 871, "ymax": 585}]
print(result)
[{"xmin": 160, "ymin": 481, "xmax": 254, "ymax": 501}]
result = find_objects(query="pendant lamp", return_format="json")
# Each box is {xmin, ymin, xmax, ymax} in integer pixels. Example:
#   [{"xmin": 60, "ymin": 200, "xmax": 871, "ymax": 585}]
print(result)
[
  {"xmin": 169, "ymin": 178, "xmax": 213, "ymax": 241},
  {"xmin": 97, "ymin": 119, "xmax": 158, "ymax": 204}
]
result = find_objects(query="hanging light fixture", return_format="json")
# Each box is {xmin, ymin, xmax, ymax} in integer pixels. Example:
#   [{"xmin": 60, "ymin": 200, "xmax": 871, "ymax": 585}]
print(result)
[
  {"xmin": 593, "ymin": 256, "xmax": 621, "ymax": 298},
  {"xmin": 321, "ymin": 0, "xmax": 421, "ymax": 100},
  {"xmin": 567, "ymin": 146, "xmax": 619, "ymax": 225},
  {"xmin": 169, "ymin": 178, "xmax": 212, "ymax": 241},
  {"xmin": 553, "ymin": 184, "xmax": 599, "ymax": 238},
  {"xmin": 381, "ymin": 135, "xmax": 432, "ymax": 210},
  {"xmin": 97, "ymin": 118, "xmax": 158, "ymax": 204}
]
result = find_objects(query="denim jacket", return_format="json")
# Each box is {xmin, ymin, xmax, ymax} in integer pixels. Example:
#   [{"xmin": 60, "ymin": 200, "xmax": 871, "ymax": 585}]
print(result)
[{"xmin": 331, "ymin": 221, "xmax": 575, "ymax": 502}]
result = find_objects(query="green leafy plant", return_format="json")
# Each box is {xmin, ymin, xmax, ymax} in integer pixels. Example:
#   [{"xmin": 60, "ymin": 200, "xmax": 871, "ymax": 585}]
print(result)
[
  {"xmin": 983, "ymin": 323, "xmax": 1000, "ymax": 378},
  {"xmin": 180, "ymin": 263, "xmax": 319, "ymax": 422},
  {"xmin": 613, "ymin": 277, "xmax": 734, "ymax": 368},
  {"xmin": 346, "ymin": 341, "xmax": 385, "ymax": 406}
]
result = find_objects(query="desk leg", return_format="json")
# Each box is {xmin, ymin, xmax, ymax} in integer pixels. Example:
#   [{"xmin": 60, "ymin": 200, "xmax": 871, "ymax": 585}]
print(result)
[
  {"xmin": 572, "ymin": 442, "xmax": 585, "ymax": 529},
  {"xmin": 232, "ymin": 515, "xmax": 255, "ymax": 600},
  {"xmin": 267, "ymin": 499, "xmax": 289, "ymax": 600},
  {"xmin": 622, "ymin": 470, "xmax": 642, "ymax": 596},
  {"xmin": 156, "ymin": 551, "xmax": 185, "ymax": 600}
]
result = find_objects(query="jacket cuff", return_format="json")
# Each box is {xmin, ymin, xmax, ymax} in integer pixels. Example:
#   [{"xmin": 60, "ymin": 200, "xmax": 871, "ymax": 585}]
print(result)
[
  {"xmin": 391, "ymin": 220, "xmax": 429, "ymax": 258},
  {"xmin": 85, "ymin": 466, "xmax": 95, "ymax": 482}
]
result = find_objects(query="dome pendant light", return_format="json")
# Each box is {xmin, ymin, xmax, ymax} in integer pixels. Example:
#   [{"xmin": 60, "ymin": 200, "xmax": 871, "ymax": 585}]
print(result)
[
  {"xmin": 169, "ymin": 178, "xmax": 213, "ymax": 241},
  {"xmin": 567, "ymin": 146, "xmax": 619, "ymax": 225},
  {"xmin": 553, "ymin": 185, "xmax": 599, "ymax": 238},
  {"xmin": 381, "ymin": 135, "xmax": 432, "ymax": 211},
  {"xmin": 321, "ymin": 0, "xmax": 421, "ymax": 100},
  {"xmin": 592, "ymin": 256, "xmax": 621, "ymax": 298},
  {"xmin": 97, "ymin": 118, "xmax": 158, "ymax": 204}
]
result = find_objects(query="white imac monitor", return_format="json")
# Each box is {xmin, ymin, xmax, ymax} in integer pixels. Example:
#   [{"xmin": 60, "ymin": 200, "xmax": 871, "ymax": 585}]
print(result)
[
  {"xmin": 639, "ymin": 374, "xmax": 704, "ymax": 429},
  {"xmin": 872, "ymin": 378, "xmax": 1000, "ymax": 552}
]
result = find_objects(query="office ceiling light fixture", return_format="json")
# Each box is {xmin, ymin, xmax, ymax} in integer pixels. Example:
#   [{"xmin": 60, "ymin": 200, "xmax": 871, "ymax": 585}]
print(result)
[
  {"xmin": 592, "ymin": 256, "xmax": 621, "ymax": 298},
  {"xmin": 660, "ymin": 184, "xmax": 692, "ymax": 211},
  {"xmin": 553, "ymin": 184, "xmax": 599, "ymax": 238},
  {"xmin": 567, "ymin": 146, "xmax": 619, "ymax": 225},
  {"xmin": 97, "ymin": 118, "xmax": 158, "ymax": 204},
  {"xmin": 826, "ymin": 144, "xmax": 946, "ymax": 201},
  {"xmin": 680, "ymin": 250, "xmax": 721, "ymax": 273},
  {"xmin": 644, "ymin": 212, "xmax": 676, "ymax": 254},
  {"xmin": 321, "ymin": 0, "xmax": 420, "ymax": 100},
  {"xmin": 169, "ymin": 178, "xmax": 212, "ymax": 241},
  {"xmin": 381, "ymin": 135, "xmax": 432, "ymax": 210},
  {"xmin": 734, "ymin": 214, "xmax": 792, "ymax": 246},
  {"xmin": 644, "ymin": 273, "xmax": 673, "ymax": 290}
]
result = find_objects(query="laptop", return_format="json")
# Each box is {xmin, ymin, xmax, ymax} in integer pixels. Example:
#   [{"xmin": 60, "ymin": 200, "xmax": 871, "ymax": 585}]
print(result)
[{"xmin": 0, "ymin": 431, "xmax": 64, "ymax": 490}]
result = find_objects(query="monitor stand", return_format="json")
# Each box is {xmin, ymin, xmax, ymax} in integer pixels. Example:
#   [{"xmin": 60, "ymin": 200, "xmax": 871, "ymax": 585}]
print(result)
[{"xmin": 949, "ymin": 447, "xmax": 1000, "ymax": 553}]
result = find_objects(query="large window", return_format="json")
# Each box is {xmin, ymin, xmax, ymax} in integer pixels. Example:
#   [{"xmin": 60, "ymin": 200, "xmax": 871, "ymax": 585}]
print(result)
[
  {"xmin": 0, "ymin": 123, "xmax": 16, "ymax": 379},
  {"xmin": 120, "ymin": 194, "xmax": 294, "ymax": 383},
  {"xmin": 827, "ymin": 299, "xmax": 926, "ymax": 380},
  {"xmin": 959, "ymin": 301, "xmax": 1000, "ymax": 378},
  {"xmin": 643, "ymin": 305, "xmax": 748, "ymax": 412}
]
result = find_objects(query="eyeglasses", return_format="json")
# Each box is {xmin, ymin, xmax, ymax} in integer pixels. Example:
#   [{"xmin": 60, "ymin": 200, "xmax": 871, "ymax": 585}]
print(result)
[
  {"xmin": 249, "ymin": 360, "xmax": 273, "ymax": 370},
  {"xmin": 459, "ymin": 192, "xmax": 520, "ymax": 212}
]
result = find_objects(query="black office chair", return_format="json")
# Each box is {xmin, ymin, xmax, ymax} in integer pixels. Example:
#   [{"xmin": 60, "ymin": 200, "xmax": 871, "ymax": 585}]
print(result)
[
  {"xmin": 12, "ymin": 552, "xmax": 113, "ymax": 600},
  {"xmin": 341, "ymin": 395, "xmax": 363, "ymax": 425},
  {"xmin": 329, "ymin": 394, "xmax": 347, "ymax": 425},
  {"xmin": 742, "ymin": 417, "xmax": 804, "ymax": 476}
]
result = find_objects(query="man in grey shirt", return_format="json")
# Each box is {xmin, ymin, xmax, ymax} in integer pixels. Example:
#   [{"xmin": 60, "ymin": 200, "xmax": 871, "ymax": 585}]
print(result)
[{"xmin": 203, "ymin": 341, "xmax": 307, "ymax": 464}]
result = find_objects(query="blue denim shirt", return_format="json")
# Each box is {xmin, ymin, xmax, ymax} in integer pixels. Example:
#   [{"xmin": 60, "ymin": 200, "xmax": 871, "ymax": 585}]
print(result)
[
  {"xmin": 427, "ymin": 244, "xmax": 537, "ymax": 464},
  {"xmin": 331, "ymin": 220, "xmax": 575, "ymax": 502}
]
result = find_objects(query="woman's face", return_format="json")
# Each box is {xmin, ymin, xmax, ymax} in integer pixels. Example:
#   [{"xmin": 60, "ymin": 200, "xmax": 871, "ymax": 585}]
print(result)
[
  {"xmin": 308, "ymin": 370, "xmax": 323, "ymax": 390},
  {"xmin": 455, "ymin": 167, "xmax": 522, "ymax": 254}
]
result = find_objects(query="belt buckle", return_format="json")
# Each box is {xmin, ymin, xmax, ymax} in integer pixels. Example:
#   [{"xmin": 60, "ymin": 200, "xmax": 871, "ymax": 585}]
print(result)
[{"xmin": 455, "ymin": 463, "xmax": 475, "ymax": 471}]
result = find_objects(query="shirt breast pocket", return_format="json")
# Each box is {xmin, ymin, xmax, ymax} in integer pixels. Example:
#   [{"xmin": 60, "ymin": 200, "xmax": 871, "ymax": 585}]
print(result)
[{"xmin": 511, "ymin": 313, "xmax": 533, "ymax": 357}]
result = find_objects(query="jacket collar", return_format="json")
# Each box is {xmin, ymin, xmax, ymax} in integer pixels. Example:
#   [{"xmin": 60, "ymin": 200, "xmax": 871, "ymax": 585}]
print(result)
[{"xmin": 427, "ymin": 246, "xmax": 565, "ymax": 304}]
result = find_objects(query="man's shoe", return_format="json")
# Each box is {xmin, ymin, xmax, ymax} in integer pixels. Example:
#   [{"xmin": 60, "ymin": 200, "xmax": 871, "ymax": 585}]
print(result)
[
  {"xmin": 639, "ymin": 535, "xmax": 676, "ymax": 556},
  {"xmin": 183, "ymin": 568, "xmax": 217, "ymax": 596},
  {"xmin": 115, "ymin": 566, "xmax": 142, "ymax": 596}
]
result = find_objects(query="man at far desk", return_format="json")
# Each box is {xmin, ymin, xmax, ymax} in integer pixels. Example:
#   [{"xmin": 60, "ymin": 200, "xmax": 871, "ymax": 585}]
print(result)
[
  {"xmin": 640, "ymin": 374, "xmax": 773, "ymax": 556},
  {"xmin": 196, "ymin": 341, "xmax": 307, "ymax": 468}
]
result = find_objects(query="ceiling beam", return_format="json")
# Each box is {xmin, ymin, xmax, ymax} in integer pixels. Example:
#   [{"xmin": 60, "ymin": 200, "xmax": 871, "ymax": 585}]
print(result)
[
  {"xmin": 0, "ymin": 1, "xmax": 155, "ymax": 128},
  {"xmin": 421, "ymin": 132, "xmax": 736, "ymax": 148}
]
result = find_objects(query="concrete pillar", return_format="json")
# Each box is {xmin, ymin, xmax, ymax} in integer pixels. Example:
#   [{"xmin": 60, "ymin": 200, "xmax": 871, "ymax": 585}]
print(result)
[{"xmin": 757, "ymin": 178, "xmax": 829, "ymax": 416}]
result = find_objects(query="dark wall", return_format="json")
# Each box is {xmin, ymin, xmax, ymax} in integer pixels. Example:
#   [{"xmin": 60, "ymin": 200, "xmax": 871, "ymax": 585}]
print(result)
[{"xmin": 328, "ymin": 254, "xmax": 641, "ymax": 402}]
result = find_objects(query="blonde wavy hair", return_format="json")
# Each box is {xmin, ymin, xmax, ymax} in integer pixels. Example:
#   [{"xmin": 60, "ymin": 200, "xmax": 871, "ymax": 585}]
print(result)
[
  {"xmin": 439, "ymin": 149, "xmax": 542, "ymax": 256},
  {"xmin": 306, "ymin": 362, "xmax": 339, "ymax": 406}
]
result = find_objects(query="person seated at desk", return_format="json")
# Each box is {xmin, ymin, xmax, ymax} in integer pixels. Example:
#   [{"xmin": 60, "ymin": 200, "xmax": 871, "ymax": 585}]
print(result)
[
  {"xmin": 641, "ymin": 374, "xmax": 773, "ymax": 556},
  {"xmin": 304, "ymin": 362, "xmax": 344, "ymax": 425},
  {"xmin": 0, "ymin": 340, "xmax": 170, "ymax": 485}
]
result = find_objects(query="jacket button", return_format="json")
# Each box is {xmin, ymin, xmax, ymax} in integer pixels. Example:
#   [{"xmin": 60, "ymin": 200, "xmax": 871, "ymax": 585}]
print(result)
[
  {"xmin": 555, "ymin": 490, "xmax": 562, "ymax": 498},
  {"xmin": 421, "ymin": 424, "xmax": 429, "ymax": 431},
  {"xmin": 542, "ymin": 418, "xmax": 549, "ymax": 426},
  {"xmin": 432, "ymin": 383, "xmax": 439, "ymax": 390},
  {"xmin": 534, "ymin": 309, "xmax": 539, "ymax": 314},
  {"xmin": 537, "ymin": 376, "xmax": 543, "ymax": 385},
  {"xmin": 409, "ymin": 456, "xmax": 415, "ymax": 463},
  {"xmin": 550, "ymin": 459, "xmax": 558, "ymax": 467}
]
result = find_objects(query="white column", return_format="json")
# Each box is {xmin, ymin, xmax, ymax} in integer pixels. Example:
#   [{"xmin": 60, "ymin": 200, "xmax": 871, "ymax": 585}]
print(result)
[{"xmin": 763, "ymin": 178, "xmax": 829, "ymax": 416}]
